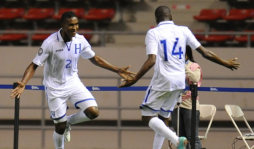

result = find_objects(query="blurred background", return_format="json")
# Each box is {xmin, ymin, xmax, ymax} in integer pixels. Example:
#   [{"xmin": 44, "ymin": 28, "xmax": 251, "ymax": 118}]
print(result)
[{"xmin": 0, "ymin": 0, "xmax": 254, "ymax": 149}]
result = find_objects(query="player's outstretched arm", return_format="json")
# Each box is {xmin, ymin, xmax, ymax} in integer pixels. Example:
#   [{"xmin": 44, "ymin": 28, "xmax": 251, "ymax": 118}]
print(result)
[
  {"xmin": 10, "ymin": 62, "xmax": 38, "ymax": 99},
  {"xmin": 89, "ymin": 55, "xmax": 136, "ymax": 80},
  {"xmin": 119, "ymin": 54, "xmax": 156, "ymax": 88},
  {"xmin": 196, "ymin": 45, "xmax": 240, "ymax": 70}
]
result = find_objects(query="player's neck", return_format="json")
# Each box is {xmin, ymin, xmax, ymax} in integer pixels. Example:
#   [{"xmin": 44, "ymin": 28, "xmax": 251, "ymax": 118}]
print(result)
[
  {"xmin": 60, "ymin": 30, "xmax": 72, "ymax": 42},
  {"xmin": 64, "ymin": 37, "xmax": 72, "ymax": 43}
]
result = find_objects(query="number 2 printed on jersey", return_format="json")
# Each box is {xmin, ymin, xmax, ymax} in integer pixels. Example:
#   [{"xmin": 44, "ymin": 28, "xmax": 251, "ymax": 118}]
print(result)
[
  {"xmin": 65, "ymin": 43, "xmax": 81, "ymax": 68},
  {"xmin": 66, "ymin": 59, "xmax": 72, "ymax": 68},
  {"xmin": 160, "ymin": 38, "xmax": 183, "ymax": 61}
]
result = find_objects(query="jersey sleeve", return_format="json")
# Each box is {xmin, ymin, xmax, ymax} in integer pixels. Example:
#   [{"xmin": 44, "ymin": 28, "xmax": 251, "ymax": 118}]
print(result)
[
  {"xmin": 32, "ymin": 40, "xmax": 50, "ymax": 66},
  {"xmin": 145, "ymin": 30, "xmax": 158, "ymax": 55},
  {"xmin": 80, "ymin": 40, "xmax": 95, "ymax": 59},
  {"xmin": 185, "ymin": 28, "xmax": 201, "ymax": 50}
]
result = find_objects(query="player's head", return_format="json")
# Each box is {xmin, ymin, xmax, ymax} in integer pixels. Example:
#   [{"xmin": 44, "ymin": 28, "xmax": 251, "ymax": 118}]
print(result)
[
  {"xmin": 155, "ymin": 6, "xmax": 172, "ymax": 24},
  {"xmin": 60, "ymin": 11, "xmax": 79, "ymax": 39},
  {"xmin": 186, "ymin": 46, "xmax": 195, "ymax": 62}
]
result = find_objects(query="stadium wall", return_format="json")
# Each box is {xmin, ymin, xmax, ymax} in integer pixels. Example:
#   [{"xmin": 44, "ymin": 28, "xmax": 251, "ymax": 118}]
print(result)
[{"xmin": 0, "ymin": 46, "xmax": 253, "ymax": 149}]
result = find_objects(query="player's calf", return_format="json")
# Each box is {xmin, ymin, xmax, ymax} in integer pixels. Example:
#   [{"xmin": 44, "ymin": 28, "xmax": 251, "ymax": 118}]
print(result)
[{"xmin": 64, "ymin": 122, "xmax": 71, "ymax": 143}]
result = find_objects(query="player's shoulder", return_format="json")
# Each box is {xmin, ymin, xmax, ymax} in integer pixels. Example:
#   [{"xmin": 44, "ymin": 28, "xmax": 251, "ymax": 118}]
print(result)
[
  {"xmin": 148, "ymin": 26, "xmax": 158, "ymax": 32},
  {"xmin": 146, "ymin": 27, "xmax": 157, "ymax": 35},
  {"xmin": 174, "ymin": 25, "xmax": 193, "ymax": 36},
  {"xmin": 176, "ymin": 25, "xmax": 190, "ymax": 31},
  {"xmin": 75, "ymin": 33, "xmax": 90, "ymax": 45},
  {"xmin": 75, "ymin": 33, "xmax": 86, "ymax": 40},
  {"xmin": 44, "ymin": 32, "xmax": 58, "ymax": 44}
]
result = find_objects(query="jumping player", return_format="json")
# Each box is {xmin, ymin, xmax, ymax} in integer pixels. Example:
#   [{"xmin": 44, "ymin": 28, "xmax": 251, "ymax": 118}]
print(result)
[
  {"xmin": 10, "ymin": 11, "xmax": 135, "ymax": 149},
  {"xmin": 119, "ymin": 6, "xmax": 240, "ymax": 149}
]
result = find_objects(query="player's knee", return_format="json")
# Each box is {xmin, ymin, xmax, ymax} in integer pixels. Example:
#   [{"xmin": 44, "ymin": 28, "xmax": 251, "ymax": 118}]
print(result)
[
  {"xmin": 84, "ymin": 106, "xmax": 99, "ymax": 120},
  {"xmin": 54, "ymin": 122, "xmax": 67, "ymax": 134}
]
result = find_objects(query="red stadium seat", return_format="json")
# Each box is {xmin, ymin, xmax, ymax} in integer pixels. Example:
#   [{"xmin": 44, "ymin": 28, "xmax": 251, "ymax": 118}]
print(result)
[
  {"xmin": 0, "ymin": 30, "xmax": 27, "ymax": 41},
  {"xmin": 193, "ymin": 9, "xmax": 227, "ymax": 21},
  {"xmin": 202, "ymin": 35, "xmax": 234, "ymax": 42},
  {"xmin": 150, "ymin": 25, "xmax": 156, "ymax": 29},
  {"xmin": 83, "ymin": 8, "xmax": 115, "ymax": 21},
  {"xmin": 192, "ymin": 30, "xmax": 205, "ymax": 40},
  {"xmin": 52, "ymin": 8, "xmax": 85, "ymax": 20},
  {"xmin": 0, "ymin": 8, "xmax": 25, "ymax": 20},
  {"xmin": 78, "ymin": 29, "xmax": 93, "ymax": 41},
  {"xmin": 32, "ymin": 33, "xmax": 50, "ymax": 41},
  {"xmin": 202, "ymin": 31, "xmax": 234, "ymax": 42},
  {"xmin": 195, "ymin": 34, "xmax": 204, "ymax": 40},
  {"xmin": 22, "ymin": 8, "xmax": 54, "ymax": 20},
  {"xmin": 32, "ymin": 30, "xmax": 57, "ymax": 41},
  {"xmin": 222, "ymin": 9, "xmax": 254, "ymax": 21},
  {"xmin": 32, "ymin": 29, "xmax": 93, "ymax": 42},
  {"xmin": 234, "ymin": 30, "xmax": 254, "ymax": 43}
]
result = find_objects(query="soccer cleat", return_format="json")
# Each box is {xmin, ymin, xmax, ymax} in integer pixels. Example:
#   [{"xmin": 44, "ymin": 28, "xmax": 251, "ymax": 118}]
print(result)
[
  {"xmin": 177, "ymin": 137, "xmax": 187, "ymax": 149},
  {"xmin": 64, "ymin": 124, "xmax": 71, "ymax": 142}
]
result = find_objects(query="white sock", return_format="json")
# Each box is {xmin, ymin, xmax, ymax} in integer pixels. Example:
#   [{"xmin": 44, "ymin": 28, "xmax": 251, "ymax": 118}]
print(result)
[
  {"xmin": 53, "ymin": 131, "xmax": 64, "ymax": 149},
  {"xmin": 67, "ymin": 110, "xmax": 91, "ymax": 125},
  {"xmin": 149, "ymin": 117, "xmax": 179, "ymax": 147},
  {"xmin": 153, "ymin": 133, "xmax": 165, "ymax": 149}
]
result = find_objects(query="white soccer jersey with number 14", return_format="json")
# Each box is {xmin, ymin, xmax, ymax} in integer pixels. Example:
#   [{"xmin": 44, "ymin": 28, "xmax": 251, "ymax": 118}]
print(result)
[
  {"xmin": 33, "ymin": 29, "xmax": 95, "ymax": 90},
  {"xmin": 145, "ymin": 21, "xmax": 201, "ymax": 91}
]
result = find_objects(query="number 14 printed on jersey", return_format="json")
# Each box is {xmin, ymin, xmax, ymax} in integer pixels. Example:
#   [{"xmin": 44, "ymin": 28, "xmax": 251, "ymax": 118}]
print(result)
[{"xmin": 160, "ymin": 38, "xmax": 183, "ymax": 61}]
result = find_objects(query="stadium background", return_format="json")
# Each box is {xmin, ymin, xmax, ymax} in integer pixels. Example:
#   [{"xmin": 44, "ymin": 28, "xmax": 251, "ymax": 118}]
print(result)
[{"xmin": 0, "ymin": 0, "xmax": 254, "ymax": 149}]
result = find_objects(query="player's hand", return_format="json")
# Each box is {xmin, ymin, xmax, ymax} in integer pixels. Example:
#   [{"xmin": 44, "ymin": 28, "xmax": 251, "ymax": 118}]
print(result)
[
  {"xmin": 226, "ymin": 57, "xmax": 240, "ymax": 70},
  {"xmin": 10, "ymin": 81, "xmax": 25, "ymax": 99},
  {"xmin": 117, "ymin": 65, "xmax": 136, "ymax": 80},
  {"xmin": 118, "ymin": 74, "xmax": 138, "ymax": 88}
]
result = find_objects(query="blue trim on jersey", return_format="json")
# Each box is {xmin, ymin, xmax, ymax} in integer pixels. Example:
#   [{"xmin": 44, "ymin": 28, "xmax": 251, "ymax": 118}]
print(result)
[
  {"xmin": 144, "ymin": 86, "xmax": 152, "ymax": 103},
  {"xmin": 74, "ymin": 98, "xmax": 95, "ymax": 109},
  {"xmin": 51, "ymin": 113, "xmax": 66, "ymax": 120},
  {"xmin": 160, "ymin": 108, "xmax": 173, "ymax": 113},
  {"xmin": 140, "ymin": 104, "xmax": 160, "ymax": 112},
  {"xmin": 56, "ymin": 33, "xmax": 59, "ymax": 42}
]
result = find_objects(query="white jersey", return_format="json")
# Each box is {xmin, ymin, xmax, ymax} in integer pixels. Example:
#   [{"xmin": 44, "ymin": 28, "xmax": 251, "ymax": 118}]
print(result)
[
  {"xmin": 33, "ymin": 28, "xmax": 95, "ymax": 90},
  {"xmin": 145, "ymin": 21, "xmax": 201, "ymax": 91}
]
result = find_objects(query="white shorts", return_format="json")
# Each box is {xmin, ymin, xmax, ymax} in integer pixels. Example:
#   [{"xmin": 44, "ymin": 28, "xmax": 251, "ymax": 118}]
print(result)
[
  {"xmin": 141, "ymin": 87, "xmax": 182, "ymax": 118},
  {"xmin": 45, "ymin": 81, "xmax": 97, "ymax": 123}
]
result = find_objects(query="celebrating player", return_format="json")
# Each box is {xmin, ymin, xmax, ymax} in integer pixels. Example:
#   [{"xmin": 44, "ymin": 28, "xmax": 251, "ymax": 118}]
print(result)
[
  {"xmin": 10, "ymin": 11, "xmax": 135, "ymax": 149},
  {"xmin": 119, "ymin": 6, "xmax": 240, "ymax": 149}
]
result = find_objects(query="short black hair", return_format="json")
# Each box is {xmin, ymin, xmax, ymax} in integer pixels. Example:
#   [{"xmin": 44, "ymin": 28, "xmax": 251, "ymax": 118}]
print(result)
[
  {"xmin": 61, "ymin": 11, "xmax": 77, "ymax": 24},
  {"xmin": 186, "ymin": 46, "xmax": 195, "ymax": 62},
  {"xmin": 155, "ymin": 6, "xmax": 172, "ymax": 23}
]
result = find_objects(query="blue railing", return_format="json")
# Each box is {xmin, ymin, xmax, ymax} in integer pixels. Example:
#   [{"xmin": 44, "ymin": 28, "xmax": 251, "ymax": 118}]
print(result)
[{"xmin": 2, "ymin": 84, "xmax": 254, "ymax": 92}]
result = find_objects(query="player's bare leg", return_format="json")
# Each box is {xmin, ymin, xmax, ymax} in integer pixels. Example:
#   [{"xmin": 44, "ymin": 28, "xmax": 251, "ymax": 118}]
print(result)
[
  {"xmin": 53, "ymin": 122, "xmax": 67, "ymax": 149},
  {"xmin": 64, "ymin": 106, "xmax": 99, "ymax": 142}
]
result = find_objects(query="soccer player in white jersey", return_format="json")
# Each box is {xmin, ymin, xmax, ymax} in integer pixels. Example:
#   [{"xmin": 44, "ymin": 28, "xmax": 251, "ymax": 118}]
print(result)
[
  {"xmin": 10, "ymin": 11, "xmax": 135, "ymax": 149},
  {"xmin": 119, "ymin": 6, "xmax": 240, "ymax": 149}
]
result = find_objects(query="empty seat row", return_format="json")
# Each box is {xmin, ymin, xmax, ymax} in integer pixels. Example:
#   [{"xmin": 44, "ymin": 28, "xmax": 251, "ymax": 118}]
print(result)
[
  {"xmin": 0, "ymin": 7, "xmax": 115, "ymax": 21},
  {"xmin": 193, "ymin": 30, "xmax": 254, "ymax": 43},
  {"xmin": 0, "ymin": 29, "xmax": 94, "ymax": 43},
  {"xmin": 194, "ymin": 9, "xmax": 254, "ymax": 21},
  {"xmin": 0, "ymin": 8, "xmax": 25, "ymax": 20}
]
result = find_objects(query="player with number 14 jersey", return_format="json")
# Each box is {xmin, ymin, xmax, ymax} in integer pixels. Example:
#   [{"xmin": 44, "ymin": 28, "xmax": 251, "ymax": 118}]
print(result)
[{"xmin": 145, "ymin": 21, "xmax": 201, "ymax": 91}]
